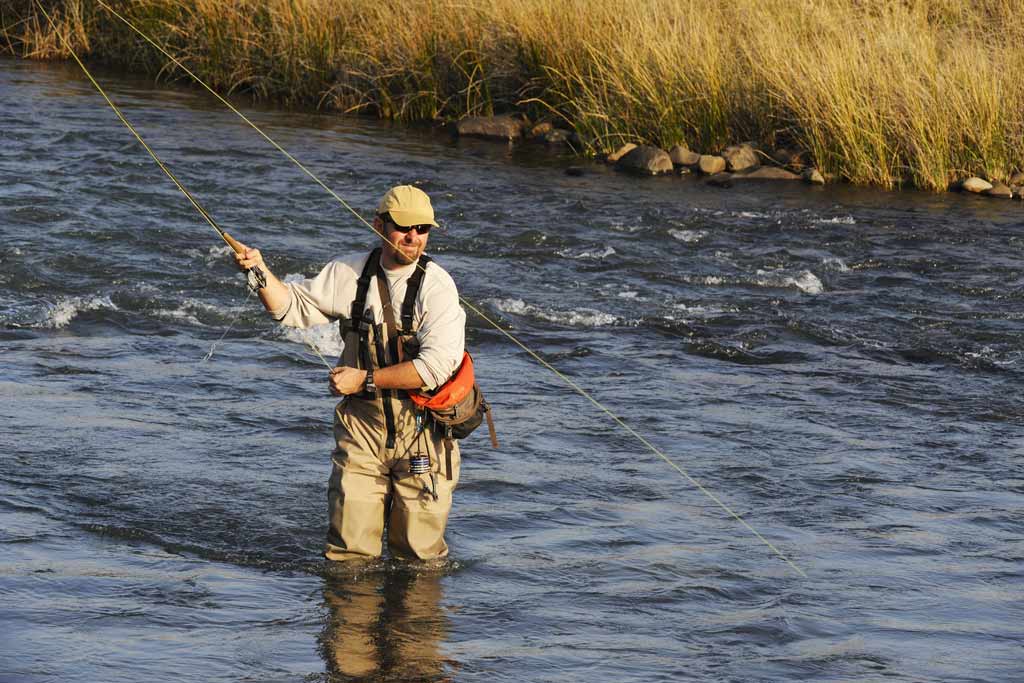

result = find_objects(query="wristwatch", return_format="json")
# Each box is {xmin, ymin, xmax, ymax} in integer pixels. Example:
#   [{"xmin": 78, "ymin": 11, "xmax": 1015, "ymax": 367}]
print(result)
[{"xmin": 364, "ymin": 368, "xmax": 376, "ymax": 395}]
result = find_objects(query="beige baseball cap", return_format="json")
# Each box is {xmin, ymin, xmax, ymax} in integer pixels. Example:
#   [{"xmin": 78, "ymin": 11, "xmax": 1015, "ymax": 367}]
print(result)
[{"xmin": 376, "ymin": 185, "xmax": 439, "ymax": 227}]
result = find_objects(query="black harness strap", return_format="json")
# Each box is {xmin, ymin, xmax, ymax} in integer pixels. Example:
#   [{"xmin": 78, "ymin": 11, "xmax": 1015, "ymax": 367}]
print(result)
[
  {"xmin": 350, "ymin": 248, "xmax": 381, "ymax": 330},
  {"xmin": 351, "ymin": 248, "xmax": 382, "ymax": 391},
  {"xmin": 399, "ymin": 254, "xmax": 431, "ymax": 334}
]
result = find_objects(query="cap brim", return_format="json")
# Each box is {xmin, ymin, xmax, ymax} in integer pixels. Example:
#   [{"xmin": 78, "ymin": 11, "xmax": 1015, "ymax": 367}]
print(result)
[{"xmin": 389, "ymin": 210, "xmax": 439, "ymax": 227}]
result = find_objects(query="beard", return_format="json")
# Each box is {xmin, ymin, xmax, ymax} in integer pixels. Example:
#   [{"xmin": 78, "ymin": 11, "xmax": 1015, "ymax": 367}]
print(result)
[{"xmin": 389, "ymin": 240, "xmax": 423, "ymax": 265}]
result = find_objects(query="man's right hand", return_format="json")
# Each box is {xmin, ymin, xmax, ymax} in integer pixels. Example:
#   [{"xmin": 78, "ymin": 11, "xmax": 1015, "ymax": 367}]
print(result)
[
  {"xmin": 233, "ymin": 243, "xmax": 265, "ymax": 273},
  {"xmin": 228, "ymin": 241, "xmax": 288, "ymax": 313}
]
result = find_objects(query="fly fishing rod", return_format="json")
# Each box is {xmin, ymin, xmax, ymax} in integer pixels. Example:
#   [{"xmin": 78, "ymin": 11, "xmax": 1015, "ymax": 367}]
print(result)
[
  {"xmin": 33, "ymin": 0, "xmax": 334, "ymax": 369},
  {"xmin": 46, "ymin": 0, "xmax": 807, "ymax": 577}
]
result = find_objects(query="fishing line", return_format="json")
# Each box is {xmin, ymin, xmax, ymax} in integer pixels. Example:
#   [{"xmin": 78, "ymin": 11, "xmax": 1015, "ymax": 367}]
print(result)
[
  {"xmin": 80, "ymin": 1, "xmax": 806, "ymax": 578},
  {"xmin": 34, "ymin": 0, "xmax": 333, "ymax": 372},
  {"xmin": 202, "ymin": 274, "xmax": 333, "ymax": 367},
  {"xmin": 201, "ymin": 284, "xmax": 255, "ymax": 363}
]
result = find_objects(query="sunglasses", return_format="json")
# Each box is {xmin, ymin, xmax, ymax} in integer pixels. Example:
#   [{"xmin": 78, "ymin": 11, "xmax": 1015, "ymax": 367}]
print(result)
[{"xmin": 388, "ymin": 221, "xmax": 432, "ymax": 235}]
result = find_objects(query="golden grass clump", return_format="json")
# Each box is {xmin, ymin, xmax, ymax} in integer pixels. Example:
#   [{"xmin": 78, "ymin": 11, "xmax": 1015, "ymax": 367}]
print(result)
[{"xmin": 3, "ymin": 0, "xmax": 1023, "ymax": 191}]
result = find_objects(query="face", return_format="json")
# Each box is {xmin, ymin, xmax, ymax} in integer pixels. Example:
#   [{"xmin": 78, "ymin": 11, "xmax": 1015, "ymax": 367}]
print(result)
[{"xmin": 379, "ymin": 216, "xmax": 430, "ymax": 266}]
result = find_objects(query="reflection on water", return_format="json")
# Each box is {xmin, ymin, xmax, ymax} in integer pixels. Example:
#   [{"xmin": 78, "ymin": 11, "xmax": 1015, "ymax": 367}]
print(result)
[{"xmin": 320, "ymin": 565, "xmax": 453, "ymax": 682}]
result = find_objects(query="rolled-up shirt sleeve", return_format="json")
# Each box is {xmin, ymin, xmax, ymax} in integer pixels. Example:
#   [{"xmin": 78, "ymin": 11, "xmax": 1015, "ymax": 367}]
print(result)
[
  {"xmin": 411, "ymin": 265, "xmax": 466, "ymax": 390},
  {"xmin": 270, "ymin": 258, "xmax": 356, "ymax": 328}
]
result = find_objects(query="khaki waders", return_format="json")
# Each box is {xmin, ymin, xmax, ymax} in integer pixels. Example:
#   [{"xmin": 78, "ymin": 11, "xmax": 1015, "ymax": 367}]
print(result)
[{"xmin": 324, "ymin": 253, "xmax": 461, "ymax": 561}]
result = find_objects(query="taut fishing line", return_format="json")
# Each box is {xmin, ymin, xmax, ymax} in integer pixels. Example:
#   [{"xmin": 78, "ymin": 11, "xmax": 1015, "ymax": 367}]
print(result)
[{"xmin": 47, "ymin": 0, "xmax": 807, "ymax": 578}]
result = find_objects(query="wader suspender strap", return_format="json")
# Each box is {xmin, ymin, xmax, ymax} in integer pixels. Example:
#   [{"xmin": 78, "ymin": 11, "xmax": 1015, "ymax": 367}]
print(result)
[
  {"xmin": 400, "ymin": 254, "xmax": 431, "ymax": 334},
  {"xmin": 351, "ymin": 248, "xmax": 398, "ymax": 449},
  {"xmin": 354, "ymin": 248, "xmax": 382, "ymax": 382},
  {"xmin": 351, "ymin": 248, "xmax": 381, "ymax": 382}
]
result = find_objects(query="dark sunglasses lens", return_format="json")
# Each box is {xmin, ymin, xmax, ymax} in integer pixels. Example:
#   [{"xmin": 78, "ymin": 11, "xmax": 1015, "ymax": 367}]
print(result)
[{"xmin": 393, "ymin": 223, "xmax": 431, "ymax": 234}]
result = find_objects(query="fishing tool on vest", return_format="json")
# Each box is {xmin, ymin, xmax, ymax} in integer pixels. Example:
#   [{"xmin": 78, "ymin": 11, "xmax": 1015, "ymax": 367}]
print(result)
[
  {"xmin": 408, "ymin": 413, "xmax": 438, "ymax": 501},
  {"xmin": 409, "ymin": 413, "xmax": 430, "ymax": 474}
]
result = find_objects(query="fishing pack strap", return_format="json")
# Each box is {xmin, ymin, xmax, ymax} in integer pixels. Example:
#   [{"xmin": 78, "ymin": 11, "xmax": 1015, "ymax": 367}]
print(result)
[
  {"xmin": 484, "ymin": 402, "xmax": 499, "ymax": 449},
  {"xmin": 443, "ymin": 439, "xmax": 453, "ymax": 480}
]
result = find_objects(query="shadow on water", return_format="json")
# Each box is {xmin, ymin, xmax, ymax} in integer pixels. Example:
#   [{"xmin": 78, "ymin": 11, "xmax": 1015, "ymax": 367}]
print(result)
[{"xmin": 318, "ymin": 562, "xmax": 456, "ymax": 682}]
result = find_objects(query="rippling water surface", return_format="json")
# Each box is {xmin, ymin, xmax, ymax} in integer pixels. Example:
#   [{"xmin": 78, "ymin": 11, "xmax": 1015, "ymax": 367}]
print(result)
[{"xmin": 1, "ymin": 57, "xmax": 1023, "ymax": 682}]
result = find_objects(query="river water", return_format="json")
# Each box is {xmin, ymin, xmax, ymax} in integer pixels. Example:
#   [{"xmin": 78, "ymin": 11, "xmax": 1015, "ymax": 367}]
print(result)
[{"xmin": 1, "ymin": 56, "xmax": 1022, "ymax": 682}]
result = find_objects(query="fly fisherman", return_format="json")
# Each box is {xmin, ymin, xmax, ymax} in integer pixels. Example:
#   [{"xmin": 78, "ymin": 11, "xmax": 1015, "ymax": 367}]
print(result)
[{"xmin": 233, "ymin": 186, "xmax": 466, "ymax": 561}]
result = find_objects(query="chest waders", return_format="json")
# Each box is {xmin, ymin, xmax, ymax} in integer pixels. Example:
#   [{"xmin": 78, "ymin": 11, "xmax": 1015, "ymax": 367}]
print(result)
[{"xmin": 324, "ymin": 248, "xmax": 461, "ymax": 562}]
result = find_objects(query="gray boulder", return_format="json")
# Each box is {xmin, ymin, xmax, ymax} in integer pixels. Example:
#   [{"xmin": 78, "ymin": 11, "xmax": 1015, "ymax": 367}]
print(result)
[
  {"xmin": 961, "ymin": 177, "xmax": 993, "ymax": 193},
  {"xmin": 698, "ymin": 154, "xmax": 727, "ymax": 175},
  {"xmin": 722, "ymin": 143, "xmax": 760, "ymax": 172},
  {"xmin": 669, "ymin": 144, "xmax": 701, "ymax": 167},
  {"xmin": 456, "ymin": 114, "xmax": 527, "ymax": 141},
  {"xmin": 616, "ymin": 145, "xmax": 674, "ymax": 175}
]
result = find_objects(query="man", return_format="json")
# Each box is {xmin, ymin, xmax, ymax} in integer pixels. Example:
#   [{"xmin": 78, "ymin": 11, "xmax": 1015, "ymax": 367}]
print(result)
[{"xmin": 234, "ymin": 185, "xmax": 466, "ymax": 561}]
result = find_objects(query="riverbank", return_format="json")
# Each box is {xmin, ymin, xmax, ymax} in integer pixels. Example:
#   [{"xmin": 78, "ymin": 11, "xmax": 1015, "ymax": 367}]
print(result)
[{"xmin": 4, "ymin": 0, "xmax": 1023, "ymax": 193}]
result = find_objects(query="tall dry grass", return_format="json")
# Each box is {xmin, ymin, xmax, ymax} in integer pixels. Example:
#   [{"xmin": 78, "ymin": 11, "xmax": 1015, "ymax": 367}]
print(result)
[{"xmin": 3, "ymin": 0, "xmax": 1023, "ymax": 190}]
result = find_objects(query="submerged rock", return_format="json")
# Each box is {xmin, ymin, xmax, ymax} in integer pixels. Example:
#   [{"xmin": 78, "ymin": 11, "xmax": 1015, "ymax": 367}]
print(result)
[
  {"xmin": 803, "ymin": 168, "xmax": 826, "ymax": 185},
  {"xmin": 616, "ymin": 145, "xmax": 674, "ymax": 175},
  {"xmin": 733, "ymin": 166, "xmax": 801, "ymax": 181},
  {"xmin": 984, "ymin": 182, "xmax": 1013, "ymax": 198},
  {"xmin": 706, "ymin": 172, "xmax": 733, "ymax": 187},
  {"xmin": 544, "ymin": 128, "xmax": 573, "ymax": 145},
  {"xmin": 456, "ymin": 114, "xmax": 527, "ymax": 141}
]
